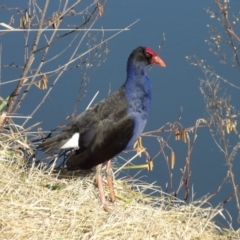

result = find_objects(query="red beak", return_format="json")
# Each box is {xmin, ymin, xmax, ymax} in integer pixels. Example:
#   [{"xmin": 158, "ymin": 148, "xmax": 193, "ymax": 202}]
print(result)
[{"xmin": 152, "ymin": 55, "xmax": 166, "ymax": 67}]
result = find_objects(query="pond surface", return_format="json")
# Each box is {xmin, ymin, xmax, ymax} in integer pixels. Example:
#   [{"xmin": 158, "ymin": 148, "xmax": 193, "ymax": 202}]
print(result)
[{"xmin": 1, "ymin": 0, "xmax": 239, "ymax": 229}]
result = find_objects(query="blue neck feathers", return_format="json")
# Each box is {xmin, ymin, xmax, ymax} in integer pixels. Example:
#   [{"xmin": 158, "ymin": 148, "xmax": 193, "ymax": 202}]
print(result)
[
  {"xmin": 123, "ymin": 59, "xmax": 152, "ymax": 113},
  {"xmin": 123, "ymin": 58, "xmax": 152, "ymax": 148}
]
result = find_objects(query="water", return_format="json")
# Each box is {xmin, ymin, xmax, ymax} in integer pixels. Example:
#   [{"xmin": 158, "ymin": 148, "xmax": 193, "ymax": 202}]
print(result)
[{"xmin": 1, "ymin": 0, "xmax": 239, "ymax": 229}]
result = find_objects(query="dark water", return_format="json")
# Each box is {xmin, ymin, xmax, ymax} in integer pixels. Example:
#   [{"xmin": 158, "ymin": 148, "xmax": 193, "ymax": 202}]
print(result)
[{"xmin": 1, "ymin": 0, "xmax": 240, "ymax": 229}]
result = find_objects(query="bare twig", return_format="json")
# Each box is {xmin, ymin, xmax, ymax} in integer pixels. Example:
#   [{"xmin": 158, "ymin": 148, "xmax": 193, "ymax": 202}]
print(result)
[{"xmin": 6, "ymin": 0, "xmax": 49, "ymax": 115}]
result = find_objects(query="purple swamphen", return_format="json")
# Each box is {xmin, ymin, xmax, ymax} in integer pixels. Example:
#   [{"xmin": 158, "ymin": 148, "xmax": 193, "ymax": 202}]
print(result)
[{"xmin": 39, "ymin": 46, "xmax": 166, "ymax": 210}]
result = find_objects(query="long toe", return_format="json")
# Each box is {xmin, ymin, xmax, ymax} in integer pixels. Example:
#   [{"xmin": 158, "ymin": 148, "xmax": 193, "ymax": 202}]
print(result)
[{"xmin": 103, "ymin": 201, "xmax": 115, "ymax": 212}]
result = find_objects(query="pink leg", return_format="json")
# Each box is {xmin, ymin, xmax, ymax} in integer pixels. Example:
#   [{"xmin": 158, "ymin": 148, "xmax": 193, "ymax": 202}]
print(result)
[
  {"xmin": 95, "ymin": 164, "xmax": 106, "ymax": 204},
  {"xmin": 106, "ymin": 159, "xmax": 116, "ymax": 202}
]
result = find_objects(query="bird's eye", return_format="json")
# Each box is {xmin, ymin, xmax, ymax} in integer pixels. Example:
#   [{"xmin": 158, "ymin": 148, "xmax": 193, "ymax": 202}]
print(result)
[{"xmin": 145, "ymin": 52, "xmax": 150, "ymax": 58}]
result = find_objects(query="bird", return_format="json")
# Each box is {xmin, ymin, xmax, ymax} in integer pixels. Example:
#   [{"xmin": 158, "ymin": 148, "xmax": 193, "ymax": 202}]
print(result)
[{"xmin": 39, "ymin": 46, "xmax": 166, "ymax": 210}]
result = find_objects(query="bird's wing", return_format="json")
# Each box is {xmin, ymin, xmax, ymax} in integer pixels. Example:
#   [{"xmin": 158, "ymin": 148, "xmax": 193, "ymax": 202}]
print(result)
[
  {"xmin": 39, "ymin": 87, "xmax": 128, "ymax": 154},
  {"xmin": 66, "ymin": 110, "xmax": 135, "ymax": 170}
]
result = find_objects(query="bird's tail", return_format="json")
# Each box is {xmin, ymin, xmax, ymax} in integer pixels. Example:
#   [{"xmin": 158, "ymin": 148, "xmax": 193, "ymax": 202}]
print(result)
[{"xmin": 38, "ymin": 131, "xmax": 73, "ymax": 154}]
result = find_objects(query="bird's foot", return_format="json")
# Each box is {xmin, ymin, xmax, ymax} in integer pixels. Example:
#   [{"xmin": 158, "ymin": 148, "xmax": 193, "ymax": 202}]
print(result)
[
  {"xmin": 96, "ymin": 161, "xmax": 117, "ymax": 211},
  {"xmin": 103, "ymin": 200, "xmax": 115, "ymax": 212}
]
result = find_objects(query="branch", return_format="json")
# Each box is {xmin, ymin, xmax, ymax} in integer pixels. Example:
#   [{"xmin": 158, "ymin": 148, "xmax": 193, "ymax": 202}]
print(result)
[
  {"xmin": 5, "ymin": 0, "xmax": 49, "ymax": 116},
  {"xmin": 22, "ymin": 19, "xmax": 140, "ymax": 126}
]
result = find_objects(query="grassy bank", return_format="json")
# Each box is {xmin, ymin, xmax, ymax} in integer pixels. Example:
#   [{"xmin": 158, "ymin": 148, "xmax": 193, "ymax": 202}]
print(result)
[
  {"xmin": 0, "ymin": 126, "xmax": 239, "ymax": 239},
  {"xmin": 0, "ymin": 162, "xmax": 239, "ymax": 239}
]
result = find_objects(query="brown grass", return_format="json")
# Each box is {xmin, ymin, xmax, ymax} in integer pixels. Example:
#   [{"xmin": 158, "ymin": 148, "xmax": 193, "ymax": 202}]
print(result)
[{"xmin": 0, "ymin": 123, "xmax": 239, "ymax": 239}]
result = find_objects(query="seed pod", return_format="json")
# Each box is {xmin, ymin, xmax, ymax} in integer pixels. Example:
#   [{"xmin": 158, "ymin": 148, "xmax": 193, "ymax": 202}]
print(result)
[
  {"xmin": 19, "ymin": 18, "xmax": 23, "ymax": 29},
  {"xmin": 133, "ymin": 137, "xmax": 143, "ymax": 157},
  {"xmin": 23, "ymin": 16, "xmax": 27, "ymax": 28},
  {"xmin": 226, "ymin": 119, "xmax": 231, "ymax": 134},
  {"xmin": 97, "ymin": 3, "xmax": 104, "ymax": 17},
  {"xmin": 181, "ymin": 128, "xmax": 187, "ymax": 143},
  {"xmin": 175, "ymin": 129, "xmax": 180, "ymax": 140},
  {"xmin": 226, "ymin": 122, "xmax": 229, "ymax": 133},
  {"xmin": 171, "ymin": 151, "xmax": 175, "ymax": 169},
  {"xmin": 147, "ymin": 160, "xmax": 153, "ymax": 171},
  {"xmin": 36, "ymin": 74, "xmax": 48, "ymax": 90},
  {"xmin": 25, "ymin": 10, "xmax": 29, "ymax": 23},
  {"xmin": 42, "ymin": 74, "xmax": 48, "ymax": 90}
]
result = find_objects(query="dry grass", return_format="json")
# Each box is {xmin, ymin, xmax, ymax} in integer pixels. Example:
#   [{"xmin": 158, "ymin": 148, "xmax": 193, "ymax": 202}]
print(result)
[{"xmin": 0, "ymin": 123, "xmax": 239, "ymax": 240}]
